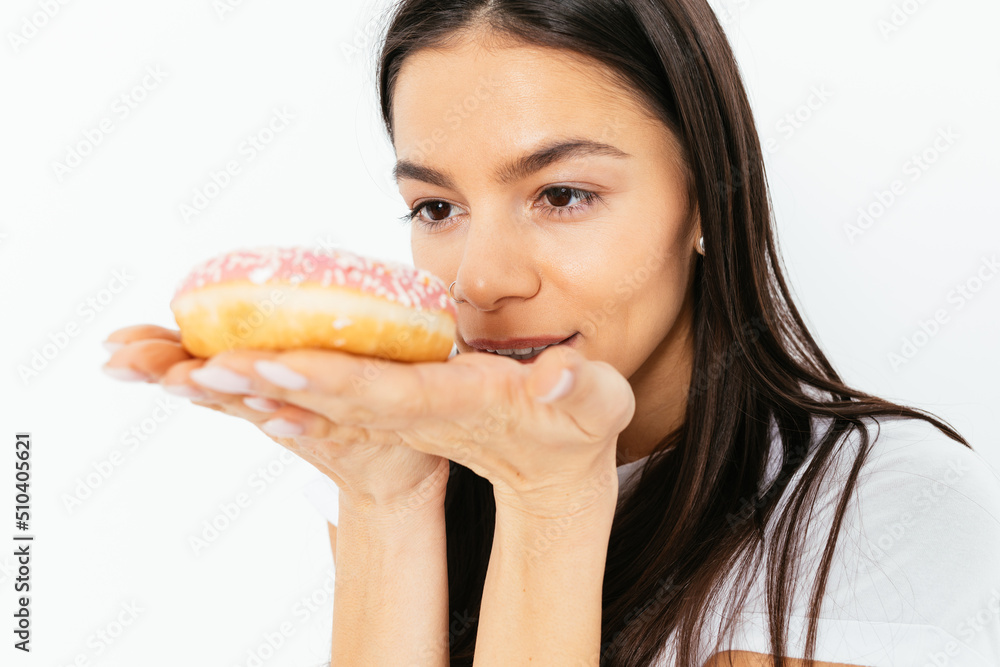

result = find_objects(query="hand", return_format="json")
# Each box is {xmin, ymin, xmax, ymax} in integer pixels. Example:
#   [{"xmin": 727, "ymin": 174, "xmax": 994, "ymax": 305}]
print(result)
[
  {"xmin": 100, "ymin": 325, "xmax": 451, "ymax": 514},
  {"xmin": 140, "ymin": 336, "xmax": 636, "ymax": 519}
]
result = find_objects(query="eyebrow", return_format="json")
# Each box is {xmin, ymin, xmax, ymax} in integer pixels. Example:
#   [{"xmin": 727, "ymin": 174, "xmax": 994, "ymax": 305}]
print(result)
[{"xmin": 392, "ymin": 138, "xmax": 632, "ymax": 189}]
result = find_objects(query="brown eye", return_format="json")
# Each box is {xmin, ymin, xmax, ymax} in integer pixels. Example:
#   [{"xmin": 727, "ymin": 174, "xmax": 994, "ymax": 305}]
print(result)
[
  {"xmin": 424, "ymin": 201, "xmax": 452, "ymax": 221},
  {"xmin": 544, "ymin": 187, "xmax": 573, "ymax": 207}
]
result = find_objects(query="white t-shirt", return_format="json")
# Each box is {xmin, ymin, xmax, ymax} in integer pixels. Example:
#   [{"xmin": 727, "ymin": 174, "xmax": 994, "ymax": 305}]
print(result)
[
  {"xmin": 627, "ymin": 415, "xmax": 1000, "ymax": 667},
  {"xmin": 301, "ymin": 415, "xmax": 1000, "ymax": 666}
]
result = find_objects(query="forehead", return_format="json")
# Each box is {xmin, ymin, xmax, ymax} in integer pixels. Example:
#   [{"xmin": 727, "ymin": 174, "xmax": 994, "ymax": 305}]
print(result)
[{"xmin": 391, "ymin": 38, "xmax": 657, "ymax": 158}]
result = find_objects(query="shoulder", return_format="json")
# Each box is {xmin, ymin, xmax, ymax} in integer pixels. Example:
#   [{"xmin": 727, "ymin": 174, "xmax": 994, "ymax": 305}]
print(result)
[
  {"xmin": 820, "ymin": 414, "xmax": 1000, "ymax": 572},
  {"xmin": 840, "ymin": 415, "xmax": 1000, "ymax": 533},
  {"xmin": 769, "ymin": 413, "xmax": 1000, "ymax": 546},
  {"xmin": 812, "ymin": 415, "xmax": 1000, "ymax": 664}
]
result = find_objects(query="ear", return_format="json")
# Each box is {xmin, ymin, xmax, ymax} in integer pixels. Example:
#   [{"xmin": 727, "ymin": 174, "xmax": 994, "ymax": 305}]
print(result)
[{"xmin": 687, "ymin": 203, "xmax": 702, "ymax": 253}]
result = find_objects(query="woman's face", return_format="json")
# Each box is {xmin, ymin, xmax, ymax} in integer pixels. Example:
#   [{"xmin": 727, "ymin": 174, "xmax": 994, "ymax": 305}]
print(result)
[{"xmin": 392, "ymin": 35, "xmax": 699, "ymax": 397}]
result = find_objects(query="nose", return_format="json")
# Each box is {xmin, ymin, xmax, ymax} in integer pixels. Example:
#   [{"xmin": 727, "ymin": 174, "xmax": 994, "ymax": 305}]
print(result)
[{"xmin": 453, "ymin": 213, "xmax": 539, "ymax": 311}]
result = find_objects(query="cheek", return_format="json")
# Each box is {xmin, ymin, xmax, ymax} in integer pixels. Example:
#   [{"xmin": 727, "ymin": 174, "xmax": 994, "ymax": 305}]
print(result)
[{"xmin": 411, "ymin": 234, "xmax": 459, "ymax": 282}]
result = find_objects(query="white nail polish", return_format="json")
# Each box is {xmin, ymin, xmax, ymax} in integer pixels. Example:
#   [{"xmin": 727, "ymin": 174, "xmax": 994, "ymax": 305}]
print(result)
[
  {"xmin": 163, "ymin": 384, "xmax": 208, "ymax": 400},
  {"xmin": 535, "ymin": 368, "xmax": 574, "ymax": 404},
  {"xmin": 262, "ymin": 418, "xmax": 304, "ymax": 437},
  {"xmin": 254, "ymin": 360, "xmax": 308, "ymax": 390},
  {"xmin": 189, "ymin": 367, "xmax": 253, "ymax": 394},
  {"xmin": 244, "ymin": 396, "xmax": 280, "ymax": 412},
  {"xmin": 103, "ymin": 366, "xmax": 148, "ymax": 382},
  {"xmin": 103, "ymin": 341, "xmax": 124, "ymax": 354}
]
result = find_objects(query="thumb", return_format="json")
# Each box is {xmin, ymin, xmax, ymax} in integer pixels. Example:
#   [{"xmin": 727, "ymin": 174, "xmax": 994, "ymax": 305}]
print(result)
[{"xmin": 525, "ymin": 346, "xmax": 636, "ymax": 438}]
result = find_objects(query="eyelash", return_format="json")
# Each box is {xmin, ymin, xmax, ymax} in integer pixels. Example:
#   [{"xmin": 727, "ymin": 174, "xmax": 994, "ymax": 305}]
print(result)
[{"xmin": 399, "ymin": 187, "xmax": 605, "ymax": 229}]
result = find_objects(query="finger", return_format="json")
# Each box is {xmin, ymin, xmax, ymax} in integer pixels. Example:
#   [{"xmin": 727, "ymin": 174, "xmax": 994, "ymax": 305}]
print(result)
[
  {"xmin": 165, "ymin": 358, "xmax": 284, "ymax": 421},
  {"xmin": 159, "ymin": 358, "xmax": 374, "ymax": 446},
  {"xmin": 188, "ymin": 348, "xmax": 506, "ymax": 429},
  {"xmin": 160, "ymin": 358, "xmax": 283, "ymax": 415},
  {"xmin": 102, "ymin": 324, "xmax": 181, "ymax": 353},
  {"xmin": 525, "ymin": 345, "xmax": 636, "ymax": 441},
  {"xmin": 160, "ymin": 358, "xmax": 212, "ymax": 398},
  {"xmin": 103, "ymin": 339, "xmax": 192, "ymax": 383},
  {"xmin": 252, "ymin": 402, "xmax": 396, "ymax": 446}
]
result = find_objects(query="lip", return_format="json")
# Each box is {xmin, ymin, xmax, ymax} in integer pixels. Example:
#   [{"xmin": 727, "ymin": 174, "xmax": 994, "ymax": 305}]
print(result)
[
  {"xmin": 465, "ymin": 333, "xmax": 579, "ymax": 364},
  {"xmin": 465, "ymin": 333, "xmax": 578, "ymax": 352}
]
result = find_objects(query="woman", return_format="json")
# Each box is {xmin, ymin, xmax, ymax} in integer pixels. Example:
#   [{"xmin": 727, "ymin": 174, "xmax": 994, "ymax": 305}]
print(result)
[{"xmin": 102, "ymin": 0, "xmax": 1000, "ymax": 665}]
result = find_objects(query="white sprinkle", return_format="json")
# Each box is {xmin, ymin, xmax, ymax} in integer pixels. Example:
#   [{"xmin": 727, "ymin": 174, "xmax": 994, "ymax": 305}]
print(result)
[{"xmin": 248, "ymin": 267, "xmax": 275, "ymax": 284}]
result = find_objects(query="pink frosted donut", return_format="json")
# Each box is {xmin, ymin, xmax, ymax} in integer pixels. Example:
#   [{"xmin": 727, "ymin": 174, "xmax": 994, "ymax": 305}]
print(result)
[{"xmin": 169, "ymin": 246, "xmax": 457, "ymax": 362}]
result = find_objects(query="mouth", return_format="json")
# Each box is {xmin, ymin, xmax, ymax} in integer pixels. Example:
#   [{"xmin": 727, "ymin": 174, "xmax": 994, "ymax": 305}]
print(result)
[{"xmin": 469, "ymin": 333, "xmax": 579, "ymax": 363}]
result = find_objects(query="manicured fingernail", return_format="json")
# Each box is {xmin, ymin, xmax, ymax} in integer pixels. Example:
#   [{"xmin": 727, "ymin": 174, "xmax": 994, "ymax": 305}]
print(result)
[
  {"xmin": 535, "ymin": 368, "xmax": 574, "ymax": 404},
  {"xmin": 163, "ymin": 383, "xmax": 209, "ymax": 400},
  {"xmin": 244, "ymin": 396, "xmax": 280, "ymax": 412},
  {"xmin": 262, "ymin": 418, "xmax": 303, "ymax": 436},
  {"xmin": 103, "ymin": 366, "xmax": 149, "ymax": 382},
  {"xmin": 189, "ymin": 366, "xmax": 253, "ymax": 394},
  {"xmin": 103, "ymin": 341, "xmax": 124, "ymax": 354},
  {"xmin": 254, "ymin": 360, "xmax": 308, "ymax": 390}
]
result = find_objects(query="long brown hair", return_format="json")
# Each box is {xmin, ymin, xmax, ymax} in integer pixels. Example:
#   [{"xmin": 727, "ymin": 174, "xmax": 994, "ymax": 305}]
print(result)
[{"xmin": 374, "ymin": 1, "xmax": 970, "ymax": 665}]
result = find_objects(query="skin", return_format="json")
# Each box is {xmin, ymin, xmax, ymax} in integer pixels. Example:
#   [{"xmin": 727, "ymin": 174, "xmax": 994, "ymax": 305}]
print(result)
[
  {"xmin": 101, "ymin": 31, "xmax": 858, "ymax": 667},
  {"xmin": 396, "ymin": 35, "xmax": 700, "ymax": 465}
]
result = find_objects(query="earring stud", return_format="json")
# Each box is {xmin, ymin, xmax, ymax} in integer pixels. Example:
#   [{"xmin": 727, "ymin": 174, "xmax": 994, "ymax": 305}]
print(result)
[
  {"xmin": 448, "ymin": 280, "xmax": 465, "ymax": 304},
  {"xmin": 698, "ymin": 236, "xmax": 705, "ymax": 254}
]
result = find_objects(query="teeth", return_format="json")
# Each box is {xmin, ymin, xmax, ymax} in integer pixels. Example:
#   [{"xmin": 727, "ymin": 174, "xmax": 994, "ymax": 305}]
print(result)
[
  {"xmin": 486, "ymin": 343, "xmax": 556, "ymax": 359},
  {"xmin": 487, "ymin": 345, "xmax": 551, "ymax": 355}
]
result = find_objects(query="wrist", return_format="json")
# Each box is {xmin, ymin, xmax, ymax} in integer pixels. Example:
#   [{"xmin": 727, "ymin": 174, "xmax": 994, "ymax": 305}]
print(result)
[
  {"xmin": 493, "ymin": 460, "xmax": 619, "ymax": 524},
  {"xmin": 495, "ymin": 496, "xmax": 616, "ymax": 540},
  {"xmin": 338, "ymin": 483, "xmax": 448, "ymax": 534},
  {"xmin": 337, "ymin": 458, "xmax": 451, "ymax": 524}
]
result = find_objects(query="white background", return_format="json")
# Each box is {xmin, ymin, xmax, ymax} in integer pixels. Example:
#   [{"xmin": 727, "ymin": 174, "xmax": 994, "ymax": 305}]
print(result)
[{"xmin": 1, "ymin": 0, "xmax": 998, "ymax": 664}]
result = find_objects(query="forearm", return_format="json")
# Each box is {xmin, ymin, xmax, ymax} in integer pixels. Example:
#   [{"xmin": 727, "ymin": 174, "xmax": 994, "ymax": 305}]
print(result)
[
  {"xmin": 331, "ymin": 492, "xmax": 450, "ymax": 666},
  {"xmin": 474, "ymin": 503, "xmax": 616, "ymax": 666}
]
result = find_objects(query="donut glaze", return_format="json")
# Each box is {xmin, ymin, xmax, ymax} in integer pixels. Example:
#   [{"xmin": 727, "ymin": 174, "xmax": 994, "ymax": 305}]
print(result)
[{"xmin": 170, "ymin": 246, "xmax": 458, "ymax": 361}]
